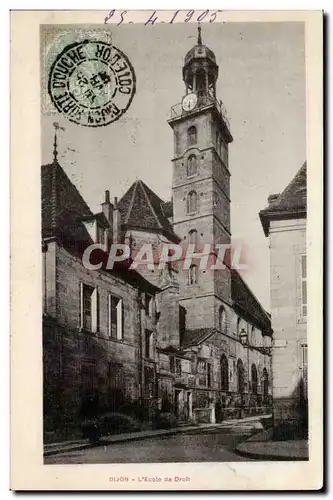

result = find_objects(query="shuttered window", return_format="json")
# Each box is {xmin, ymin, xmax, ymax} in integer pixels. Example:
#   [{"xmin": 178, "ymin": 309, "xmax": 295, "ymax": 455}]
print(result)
[
  {"xmin": 79, "ymin": 283, "xmax": 99, "ymax": 333},
  {"xmin": 301, "ymin": 255, "xmax": 307, "ymax": 317},
  {"xmin": 108, "ymin": 294, "xmax": 124, "ymax": 340}
]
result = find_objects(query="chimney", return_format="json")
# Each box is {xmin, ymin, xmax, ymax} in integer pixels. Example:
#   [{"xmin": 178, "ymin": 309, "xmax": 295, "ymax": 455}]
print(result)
[
  {"xmin": 113, "ymin": 196, "xmax": 121, "ymax": 243},
  {"xmin": 268, "ymin": 193, "xmax": 280, "ymax": 205},
  {"xmin": 101, "ymin": 190, "xmax": 113, "ymax": 247},
  {"xmin": 101, "ymin": 190, "xmax": 113, "ymax": 224}
]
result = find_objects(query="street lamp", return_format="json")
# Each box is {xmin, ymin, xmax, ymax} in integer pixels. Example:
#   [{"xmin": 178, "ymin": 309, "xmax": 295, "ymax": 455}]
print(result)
[
  {"xmin": 239, "ymin": 328, "xmax": 272, "ymax": 355},
  {"xmin": 239, "ymin": 328, "xmax": 250, "ymax": 402},
  {"xmin": 239, "ymin": 328, "xmax": 248, "ymax": 345}
]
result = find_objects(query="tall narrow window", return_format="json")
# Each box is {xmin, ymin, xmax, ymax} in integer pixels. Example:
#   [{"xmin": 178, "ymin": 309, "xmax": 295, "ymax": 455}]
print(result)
[
  {"xmin": 187, "ymin": 191, "xmax": 198, "ymax": 214},
  {"xmin": 198, "ymin": 360, "xmax": 212, "ymax": 387},
  {"xmin": 187, "ymin": 126, "xmax": 197, "ymax": 146},
  {"xmin": 145, "ymin": 294, "xmax": 153, "ymax": 316},
  {"xmin": 262, "ymin": 368, "xmax": 269, "ymax": 398},
  {"xmin": 83, "ymin": 285, "xmax": 93, "ymax": 331},
  {"xmin": 188, "ymin": 229, "xmax": 198, "ymax": 246},
  {"xmin": 301, "ymin": 255, "xmax": 307, "ymax": 316},
  {"xmin": 145, "ymin": 329, "xmax": 153, "ymax": 358},
  {"xmin": 221, "ymin": 354, "xmax": 229, "ymax": 391},
  {"xmin": 80, "ymin": 284, "xmax": 99, "ymax": 333},
  {"xmin": 219, "ymin": 306, "xmax": 227, "ymax": 333},
  {"xmin": 187, "ymin": 155, "xmax": 198, "ymax": 176},
  {"xmin": 179, "ymin": 305, "xmax": 186, "ymax": 344},
  {"xmin": 207, "ymin": 363, "xmax": 212, "ymax": 388},
  {"xmin": 196, "ymin": 69, "xmax": 206, "ymax": 93},
  {"xmin": 251, "ymin": 364, "xmax": 258, "ymax": 394},
  {"xmin": 236, "ymin": 317, "xmax": 241, "ymax": 336},
  {"xmin": 188, "ymin": 264, "xmax": 198, "ymax": 285},
  {"xmin": 108, "ymin": 294, "xmax": 123, "ymax": 340},
  {"xmin": 237, "ymin": 359, "xmax": 245, "ymax": 393}
]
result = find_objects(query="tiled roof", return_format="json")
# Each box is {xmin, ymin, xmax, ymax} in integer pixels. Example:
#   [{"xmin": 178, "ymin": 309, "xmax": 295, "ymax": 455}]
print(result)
[
  {"xmin": 181, "ymin": 327, "xmax": 215, "ymax": 349},
  {"xmin": 231, "ymin": 270, "xmax": 272, "ymax": 333},
  {"xmin": 180, "ymin": 272, "xmax": 272, "ymax": 348},
  {"xmin": 41, "ymin": 161, "xmax": 160, "ymax": 294},
  {"xmin": 117, "ymin": 180, "xmax": 180, "ymax": 242},
  {"xmin": 42, "ymin": 161, "xmax": 93, "ymax": 252},
  {"xmin": 259, "ymin": 161, "xmax": 307, "ymax": 236}
]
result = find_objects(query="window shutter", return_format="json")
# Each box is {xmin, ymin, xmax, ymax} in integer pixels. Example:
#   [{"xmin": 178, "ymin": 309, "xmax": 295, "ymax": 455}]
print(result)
[
  {"xmin": 91, "ymin": 288, "xmax": 98, "ymax": 333},
  {"xmin": 116, "ymin": 299, "xmax": 123, "ymax": 340},
  {"xmin": 79, "ymin": 282, "xmax": 83, "ymax": 329},
  {"xmin": 107, "ymin": 293, "xmax": 111, "ymax": 337}
]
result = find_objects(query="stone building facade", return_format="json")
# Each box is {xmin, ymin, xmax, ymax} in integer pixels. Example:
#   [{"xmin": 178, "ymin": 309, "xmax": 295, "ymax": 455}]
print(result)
[
  {"xmin": 42, "ymin": 161, "xmax": 160, "ymax": 442},
  {"xmin": 42, "ymin": 30, "xmax": 273, "ymax": 441},
  {"xmin": 260, "ymin": 162, "xmax": 307, "ymax": 434},
  {"xmin": 111, "ymin": 30, "xmax": 273, "ymax": 422}
]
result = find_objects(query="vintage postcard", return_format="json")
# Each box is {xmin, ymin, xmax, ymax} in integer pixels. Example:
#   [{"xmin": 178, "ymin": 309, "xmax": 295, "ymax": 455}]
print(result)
[{"xmin": 11, "ymin": 10, "xmax": 323, "ymax": 490}]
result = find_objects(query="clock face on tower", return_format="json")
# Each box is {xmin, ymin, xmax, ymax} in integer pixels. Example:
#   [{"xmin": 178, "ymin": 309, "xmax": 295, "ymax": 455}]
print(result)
[{"xmin": 182, "ymin": 93, "xmax": 197, "ymax": 112}]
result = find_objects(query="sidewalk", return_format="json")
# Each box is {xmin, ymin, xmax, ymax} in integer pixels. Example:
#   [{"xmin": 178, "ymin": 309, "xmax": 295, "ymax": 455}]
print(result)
[
  {"xmin": 44, "ymin": 414, "xmax": 271, "ymax": 457},
  {"xmin": 235, "ymin": 428, "xmax": 309, "ymax": 461}
]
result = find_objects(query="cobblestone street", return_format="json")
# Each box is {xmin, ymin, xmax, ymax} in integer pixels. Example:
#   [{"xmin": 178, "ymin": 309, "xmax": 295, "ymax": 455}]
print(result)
[{"xmin": 45, "ymin": 427, "xmax": 254, "ymax": 464}]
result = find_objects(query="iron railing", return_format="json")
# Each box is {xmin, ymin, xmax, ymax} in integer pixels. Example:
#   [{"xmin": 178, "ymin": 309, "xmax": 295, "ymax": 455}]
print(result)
[{"xmin": 170, "ymin": 92, "xmax": 231, "ymax": 133}]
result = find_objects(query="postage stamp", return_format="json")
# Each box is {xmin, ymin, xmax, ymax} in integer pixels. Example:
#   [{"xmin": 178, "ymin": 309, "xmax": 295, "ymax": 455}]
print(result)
[
  {"xmin": 48, "ymin": 39, "xmax": 136, "ymax": 127},
  {"xmin": 11, "ymin": 10, "xmax": 323, "ymax": 492}
]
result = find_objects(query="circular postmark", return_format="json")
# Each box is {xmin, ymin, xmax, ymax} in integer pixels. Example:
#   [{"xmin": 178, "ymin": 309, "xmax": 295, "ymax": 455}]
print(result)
[{"xmin": 48, "ymin": 40, "xmax": 136, "ymax": 127}]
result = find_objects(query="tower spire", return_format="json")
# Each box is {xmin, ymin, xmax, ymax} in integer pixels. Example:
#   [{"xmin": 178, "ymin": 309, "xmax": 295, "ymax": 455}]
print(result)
[
  {"xmin": 197, "ymin": 24, "xmax": 202, "ymax": 45},
  {"xmin": 52, "ymin": 122, "xmax": 65, "ymax": 163},
  {"xmin": 53, "ymin": 128, "xmax": 58, "ymax": 162}
]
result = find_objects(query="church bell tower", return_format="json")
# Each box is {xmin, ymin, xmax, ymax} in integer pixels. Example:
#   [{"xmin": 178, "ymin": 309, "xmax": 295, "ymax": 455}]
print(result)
[{"xmin": 168, "ymin": 26, "xmax": 233, "ymax": 331}]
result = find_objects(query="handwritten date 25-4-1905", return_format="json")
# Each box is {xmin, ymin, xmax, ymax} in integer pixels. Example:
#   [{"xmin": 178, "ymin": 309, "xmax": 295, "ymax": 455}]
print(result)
[{"xmin": 104, "ymin": 10, "xmax": 223, "ymax": 26}]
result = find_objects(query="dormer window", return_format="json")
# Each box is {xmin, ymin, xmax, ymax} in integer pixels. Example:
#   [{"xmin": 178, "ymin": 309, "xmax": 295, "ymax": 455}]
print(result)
[
  {"xmin": 97, "ymin": 224, "xmax": 106, "ymax": 245},
  {"xmin": 82, "ymin": 215, "xmax": 108, "ymax": 246}
]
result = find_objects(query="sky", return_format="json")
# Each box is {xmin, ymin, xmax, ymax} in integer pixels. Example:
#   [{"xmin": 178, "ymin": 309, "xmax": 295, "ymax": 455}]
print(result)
[{"xmin": 41, "ymin": 21, "xmax": 306, "ymax": 311}]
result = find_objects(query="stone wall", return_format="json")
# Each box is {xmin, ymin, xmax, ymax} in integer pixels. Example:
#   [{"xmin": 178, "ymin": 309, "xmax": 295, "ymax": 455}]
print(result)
[
  {"xmin": 269, "ymin": 218, "xmax": 307, "ymax": 427},
  {"xmin": 43, "ymin": 242, "xmax": 145, "ymax": 441}
]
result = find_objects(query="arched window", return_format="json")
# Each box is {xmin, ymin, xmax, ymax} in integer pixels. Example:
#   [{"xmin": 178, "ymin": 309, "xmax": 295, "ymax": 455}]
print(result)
[
  {"xmin": 188, "ymin": 229, "xmax": 198, "ymax": 246},
  {"xmin": 196, "ymin": 69, "xmax": 206, "ymax": 93},
  {"xmin": 262, "ymin": 368, "xmax": 269, "ymax": 398},
  {"xmin": 221, "ymin": 354, "xmax": 229, "ymax": 391},
  {"xmin": 187, "ymin": 155, "xmax": 198, "ymax": 177},
  {"xmin": 251, "ymin": 364, "xmax": 258, "ymax": 394},
  {"xmin": 187, "ymin": 191, "xmax": 198, "ymax": 214},
  {"xmin": 237, "ymin": 359, "xmax": 245, "ymax": 394},
  {"xmin": 219, "ymin": 306, "xmax": 227, "ymax": 333},
  {"xmin": 188, "ymin": 264, "xmax": 198, "ymax": 285},
  {"xmin": 187, "ymin": 126, "xmax": 197, "ymax": 146}
]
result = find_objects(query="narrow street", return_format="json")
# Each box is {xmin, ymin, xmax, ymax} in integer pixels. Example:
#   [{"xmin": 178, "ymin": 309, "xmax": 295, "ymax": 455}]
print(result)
[{"xmin": 45, "ymin": 427, "xmax": 254, "ymax": 464}]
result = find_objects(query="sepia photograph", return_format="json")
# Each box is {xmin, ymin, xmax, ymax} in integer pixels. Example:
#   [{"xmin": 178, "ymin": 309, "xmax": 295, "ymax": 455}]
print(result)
[{"xmin": 10, "ymin": 9, "xmax": 323, "ymax": 490}]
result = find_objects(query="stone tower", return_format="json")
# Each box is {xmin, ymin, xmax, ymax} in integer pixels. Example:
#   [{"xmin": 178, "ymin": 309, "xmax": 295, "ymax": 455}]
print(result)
[{"xmin": 168, "ymin": 27, "xmax": 233, "ymax": 331}]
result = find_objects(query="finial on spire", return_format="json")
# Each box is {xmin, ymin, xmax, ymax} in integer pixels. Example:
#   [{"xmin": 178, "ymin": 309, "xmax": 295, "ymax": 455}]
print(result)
[
  {"xmin": 52, "ymin": 122, "xmax": 65, "ymax": 163},
  {"xmin": 197, "ymin": 24, "xmax": 202, "ymax": 45}
]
